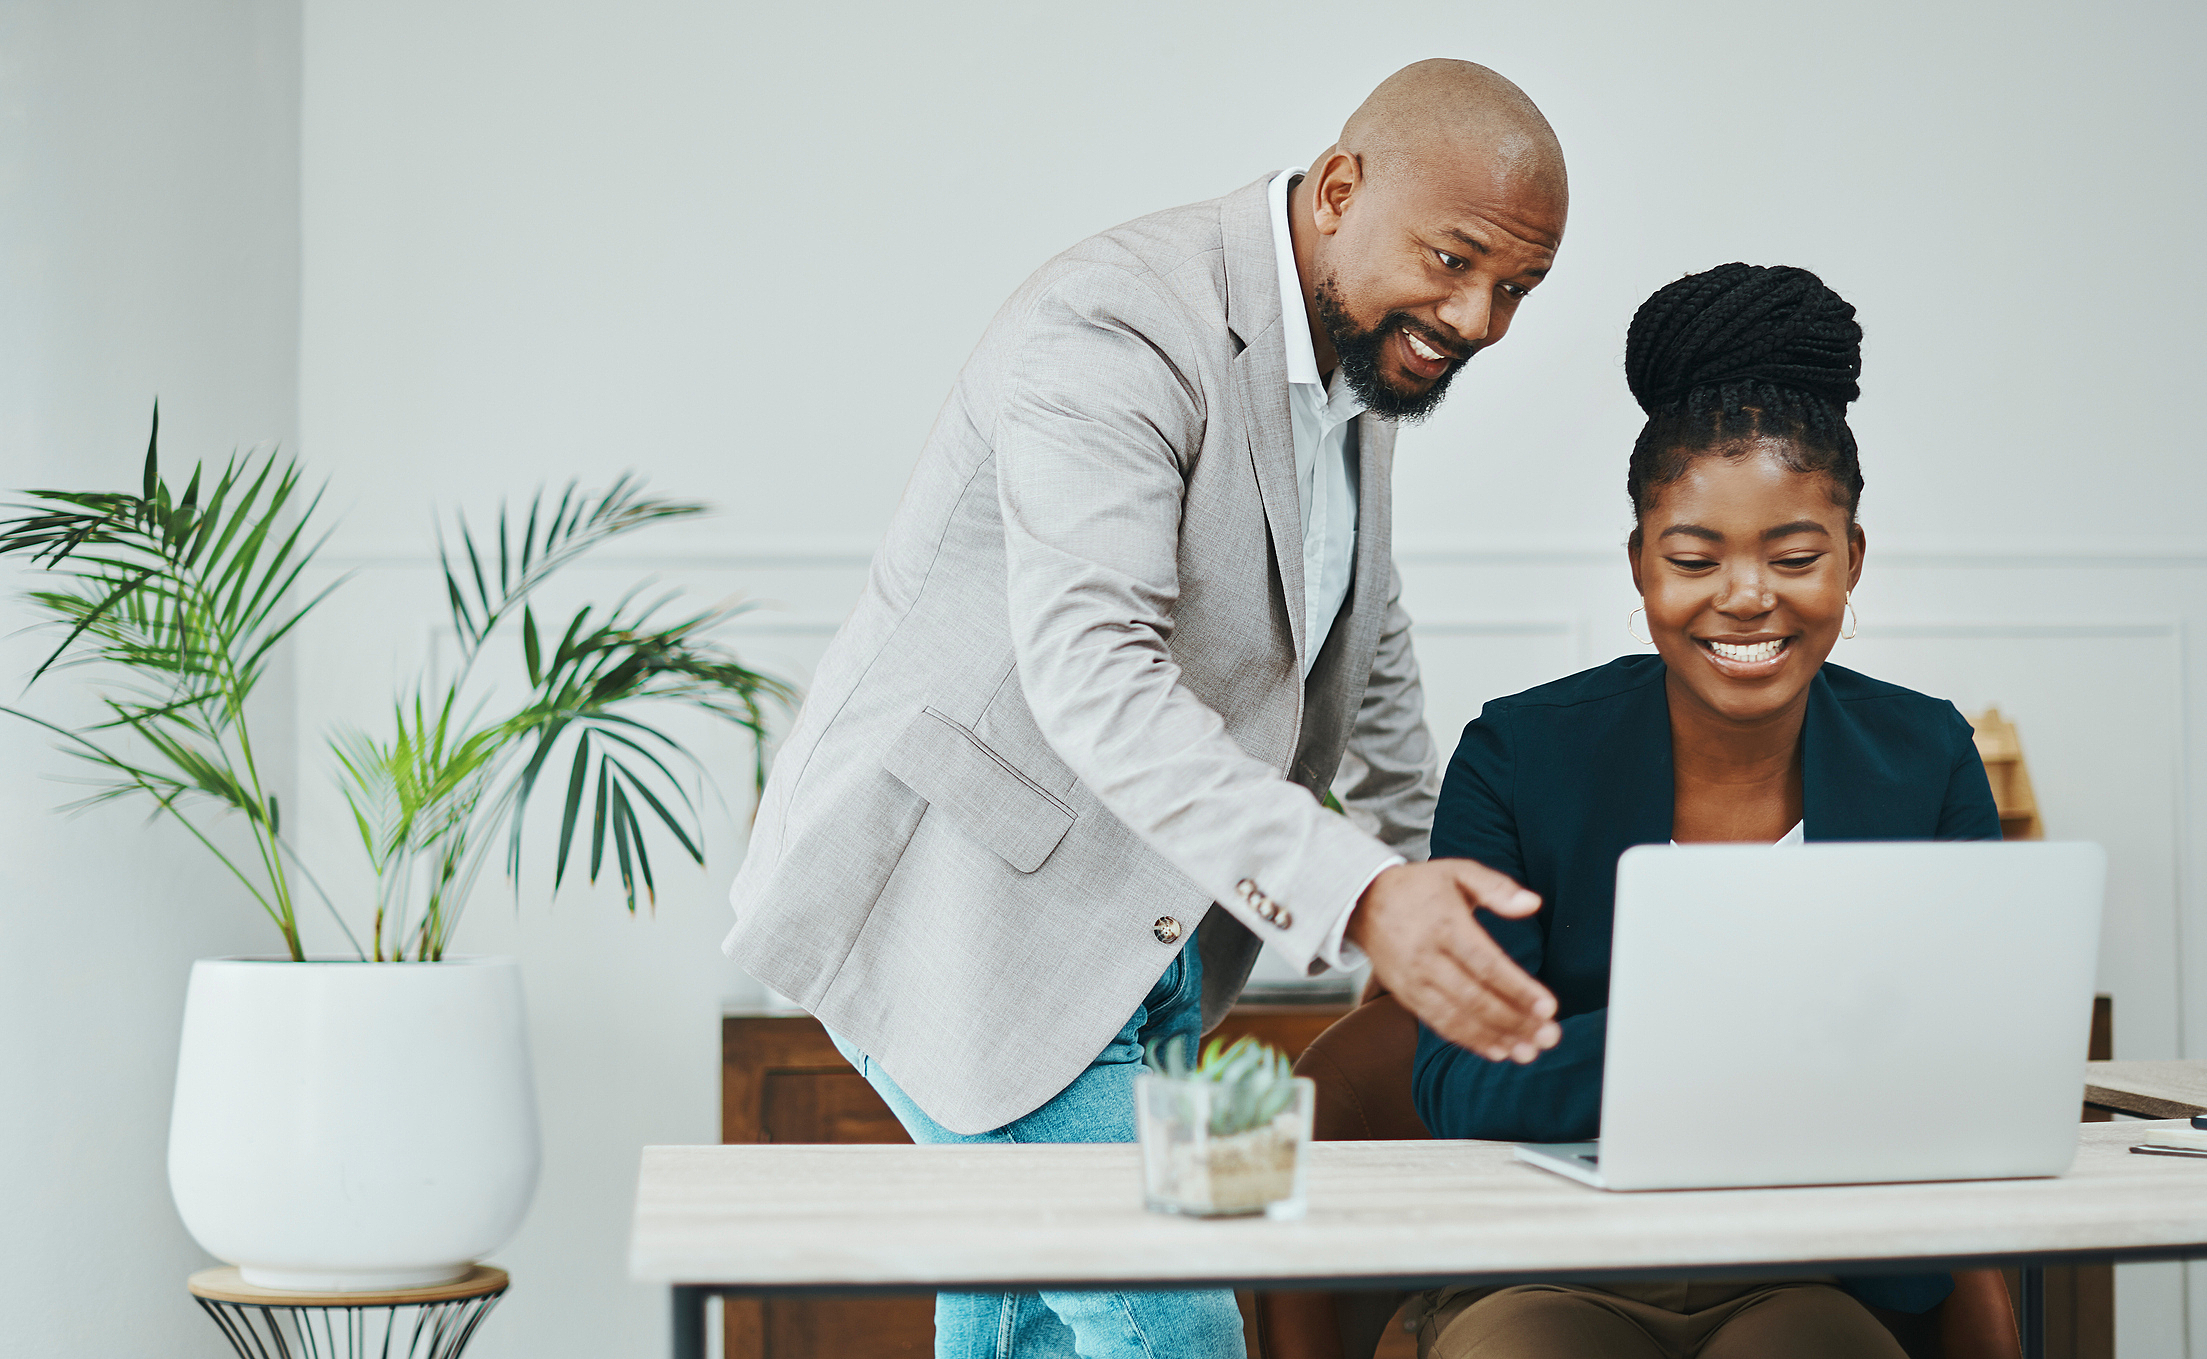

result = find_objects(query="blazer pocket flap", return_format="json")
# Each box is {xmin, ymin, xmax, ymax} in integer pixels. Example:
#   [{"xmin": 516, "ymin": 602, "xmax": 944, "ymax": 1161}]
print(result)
[{"xmin": 882, "ymin": 708, "xmax": 1076, "ymax": 874}]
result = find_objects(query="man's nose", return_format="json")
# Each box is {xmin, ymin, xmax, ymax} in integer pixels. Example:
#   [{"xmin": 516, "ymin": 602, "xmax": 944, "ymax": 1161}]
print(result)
[{"xmin": 1435, "ymin": 283, "xmax": 1492, "ymax": 349}]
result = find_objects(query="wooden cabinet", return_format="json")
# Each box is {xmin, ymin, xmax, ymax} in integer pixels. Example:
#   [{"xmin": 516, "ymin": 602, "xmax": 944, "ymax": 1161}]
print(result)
[
  {"xmin": 720, "ymin": 1018, "xmax": 906, "ymax": 1148},
  {"xmin": 722, "ymin": 1003, "xmax": 1353, "ymax": 1359},
  {"xmin": 1969, "ymin": 707, "xmax": 2044, "ymax": 841},
  {"xmin": 719, "ymin": 1016, "xmax": 929, "ymax": 1359}
]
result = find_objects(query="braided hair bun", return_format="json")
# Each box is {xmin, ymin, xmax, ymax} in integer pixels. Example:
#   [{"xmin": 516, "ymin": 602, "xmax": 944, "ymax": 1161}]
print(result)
[{"xmin": 1623, "ymin": 263, "xmax": 1864, "ymax": 520}]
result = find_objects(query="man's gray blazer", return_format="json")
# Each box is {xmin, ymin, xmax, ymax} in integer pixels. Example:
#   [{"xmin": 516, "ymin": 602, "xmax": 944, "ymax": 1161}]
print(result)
[{"xmin": 725, "ymin": 175, "xmax": 1439, "ymax": 1135}]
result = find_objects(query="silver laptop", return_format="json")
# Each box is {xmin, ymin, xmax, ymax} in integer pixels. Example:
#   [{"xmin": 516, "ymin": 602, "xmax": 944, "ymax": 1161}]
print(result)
[{"xmin": 1516, "ymin": 841, "xmax": 2106, "ymax": 1191}]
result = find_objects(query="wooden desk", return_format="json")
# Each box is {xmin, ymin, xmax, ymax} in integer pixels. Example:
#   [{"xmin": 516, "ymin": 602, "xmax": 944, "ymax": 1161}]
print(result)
[
  {"xmin": 635, "ymin": 1122, "xmax": 2207, "ymax": 1359},
  {"xmin": 2084, "ymin": 1060, "xmax": 2207, "ymax": 1120}
]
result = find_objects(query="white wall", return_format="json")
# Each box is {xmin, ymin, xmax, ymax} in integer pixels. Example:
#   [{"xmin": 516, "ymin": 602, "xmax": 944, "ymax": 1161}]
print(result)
[
  {"xmin": 0, "ymin": 1, "xmax": 301, "ymax": 1352},
  {"xmin": 15, "ymin": 0, "xmax": 2151, "ymax": 1355}
]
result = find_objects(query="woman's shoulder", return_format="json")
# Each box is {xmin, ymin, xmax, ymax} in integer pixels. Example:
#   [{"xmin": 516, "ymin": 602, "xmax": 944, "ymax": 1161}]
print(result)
[
  {"xmin": 1449, "ymin": 656, "xmax": 1669, "ymax": 776},
  {"xmin": 1815, "ymin": 662, "xmax": 1976, "ymax": 737},
  {"xmin": 1480, "ymin": 653, "xmax": 1667, "ymax": 719}
]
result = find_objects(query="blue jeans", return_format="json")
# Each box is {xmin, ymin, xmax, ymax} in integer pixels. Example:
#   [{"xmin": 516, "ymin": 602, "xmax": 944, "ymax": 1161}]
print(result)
[{"xmin": 828, "ymin": 945, "xmax": 1246, "ymax": 1359}]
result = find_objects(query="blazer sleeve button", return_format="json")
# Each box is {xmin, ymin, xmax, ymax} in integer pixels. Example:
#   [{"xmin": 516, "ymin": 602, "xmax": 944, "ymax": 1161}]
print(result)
[{"xmin": 1152, "ymin": 916, "xmax": 1183, "ymax": 944}]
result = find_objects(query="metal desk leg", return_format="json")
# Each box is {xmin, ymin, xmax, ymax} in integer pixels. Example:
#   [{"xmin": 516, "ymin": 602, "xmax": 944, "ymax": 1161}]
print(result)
[
  {"xmin": 671, "ymin": 1285, "xmax": 710, "ymax": 1359},
  {"xmin": 2020, "ymin": 1266, "xmax": 2045, "ymax": 1359}
]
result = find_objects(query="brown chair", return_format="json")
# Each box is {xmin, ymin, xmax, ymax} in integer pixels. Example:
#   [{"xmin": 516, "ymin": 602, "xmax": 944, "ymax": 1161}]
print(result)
[{"xmin": 1252, "ymin": 996, "xmax": 2022, "ymax": 1359}]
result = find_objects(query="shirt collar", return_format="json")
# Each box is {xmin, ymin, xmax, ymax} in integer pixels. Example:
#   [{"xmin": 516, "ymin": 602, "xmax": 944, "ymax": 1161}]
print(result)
[{"xmin": 1268, "ymin": 168, "xmax": 1325, "ymax": 391}]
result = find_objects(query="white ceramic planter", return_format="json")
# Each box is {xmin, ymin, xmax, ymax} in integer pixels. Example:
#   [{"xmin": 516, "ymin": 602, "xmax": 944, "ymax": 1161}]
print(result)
[{"xmin": 169, "ymin": 956, "xmax": 541, "ymax": 1291}]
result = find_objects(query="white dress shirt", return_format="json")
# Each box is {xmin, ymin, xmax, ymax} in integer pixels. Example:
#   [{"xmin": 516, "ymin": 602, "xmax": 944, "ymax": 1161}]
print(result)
[
  {"xmin": 1269, "ymin": 168, "xmax": 1364, "ymax": 677},
  {"xmin": 1269, "ymin": 168, "xmax": 1399, "ymax": 972}
]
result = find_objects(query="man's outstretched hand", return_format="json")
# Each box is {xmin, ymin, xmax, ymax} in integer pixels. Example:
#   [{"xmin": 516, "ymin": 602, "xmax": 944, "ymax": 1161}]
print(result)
[{"xmin": 1345, "ymin": 859, "xmax": 1559, "ymax": 1063}]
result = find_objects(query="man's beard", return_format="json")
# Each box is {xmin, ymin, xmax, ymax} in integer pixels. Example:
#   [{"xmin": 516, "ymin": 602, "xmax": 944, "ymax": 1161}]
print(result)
[{"xmin": 1313, "ymin": 276, "xmax": 1466, "ymax": 423}]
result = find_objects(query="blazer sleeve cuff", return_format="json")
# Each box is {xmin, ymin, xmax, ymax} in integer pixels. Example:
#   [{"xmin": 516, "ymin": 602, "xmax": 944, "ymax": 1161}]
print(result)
[
  {"xmin": 1218, "ymin": 811, "xmax": 1402, "ymax": 974},
  {"xmin": 1311, "ymin": 855, "xmax": 1402, "ymax": 972}
]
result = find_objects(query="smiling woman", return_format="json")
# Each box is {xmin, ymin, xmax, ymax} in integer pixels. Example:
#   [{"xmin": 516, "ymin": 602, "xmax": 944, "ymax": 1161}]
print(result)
[
  {"xmin": 1624, "ymin": 264, "xmax": 1870, "ymax": 841},
  {"xmin": 1404, "ymin": 264, "xmax": 2014, "ymax": 1359}
]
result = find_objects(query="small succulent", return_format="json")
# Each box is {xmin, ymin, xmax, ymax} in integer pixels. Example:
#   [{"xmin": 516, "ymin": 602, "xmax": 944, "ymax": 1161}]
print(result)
[{"xmin": 1144, "ymin": 1034, "xmax": 1300, "ymax": 1136}]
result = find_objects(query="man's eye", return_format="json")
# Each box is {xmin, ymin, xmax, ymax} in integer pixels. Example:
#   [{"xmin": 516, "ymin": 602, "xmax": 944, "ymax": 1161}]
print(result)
[
  {"xmin": 1501, "ymin": 283, "xmax": 1529, "ymax": 299},
  {"xmin": 1436, "ymin": 251, "xmax": 1467, "ymax": 270}
]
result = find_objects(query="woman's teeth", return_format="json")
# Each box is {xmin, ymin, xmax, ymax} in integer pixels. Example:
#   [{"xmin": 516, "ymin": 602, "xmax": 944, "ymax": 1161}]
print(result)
[
  {"xmin": 1404, "ymin": 330, "xmax": 1446, "ymax": 362},
  {"xmin": 1708, "ymin": 639, "xmax": 1787, "ymax": 664}
]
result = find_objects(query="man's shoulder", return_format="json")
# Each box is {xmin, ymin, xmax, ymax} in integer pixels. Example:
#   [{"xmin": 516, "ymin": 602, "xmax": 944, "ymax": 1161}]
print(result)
[
  {"xmin": 1074, "ymin": 175, "xmax": 1267, "ymax": 272},
  {"xmin": 1007, "ymin": 176, "xmax": 1270, "ymax": 330}
]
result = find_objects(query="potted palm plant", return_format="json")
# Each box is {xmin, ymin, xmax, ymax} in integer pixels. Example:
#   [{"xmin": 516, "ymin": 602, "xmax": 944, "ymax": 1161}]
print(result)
[{"xmin": 0, "ymin": 410, "xmax": 790, "ymax": 1289}]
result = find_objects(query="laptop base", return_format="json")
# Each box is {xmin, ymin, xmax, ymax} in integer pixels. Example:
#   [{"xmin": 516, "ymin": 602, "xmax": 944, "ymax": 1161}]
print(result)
[{"xmin": 1515, "ymin": 1141, "xmax": 1606, "ymax": 1188}]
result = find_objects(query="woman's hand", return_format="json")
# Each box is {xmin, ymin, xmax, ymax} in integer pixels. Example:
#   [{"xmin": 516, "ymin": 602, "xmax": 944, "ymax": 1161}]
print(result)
[{"xmin": 1345, "ymin": 860, "xmax": 1560, "ymax": 1063}]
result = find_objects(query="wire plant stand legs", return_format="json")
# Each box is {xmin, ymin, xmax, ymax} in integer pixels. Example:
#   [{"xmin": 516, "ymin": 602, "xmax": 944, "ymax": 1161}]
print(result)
[{"xmin": 189, "ymin": 1267, "xmax": 508, "ymax": 1359}]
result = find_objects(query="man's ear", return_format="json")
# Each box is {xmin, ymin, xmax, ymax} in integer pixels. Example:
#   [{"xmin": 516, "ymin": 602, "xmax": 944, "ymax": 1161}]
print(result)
[
  {"xmin": 1310, "ymin": 150, "xmax": 1362, "ymax": 238},
  {"xmin": 1847, "ymin": 523, "xmax": 1867, "ymax": 592}
]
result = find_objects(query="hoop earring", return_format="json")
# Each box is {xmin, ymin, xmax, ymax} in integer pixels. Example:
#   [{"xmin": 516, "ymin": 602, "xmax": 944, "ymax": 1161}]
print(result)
[
  {"xmin": 1842, "ymin": 595, "xmax": 1859, "ymax": 641},
  {"xmin": 1627, "ymin": 606, "xmax": 1649, "ymax": 646}
]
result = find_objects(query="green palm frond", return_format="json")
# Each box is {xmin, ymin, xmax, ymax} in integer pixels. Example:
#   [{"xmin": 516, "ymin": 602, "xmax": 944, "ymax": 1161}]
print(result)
[
  {"xmin": 438, "ymin": 475, "xmax": 702, "ymax": 658},
  {"xmin": 0, "ymin": 407, "xmax": 345, "ymax": 960},
  {"xmin": 335, "ymin": 478, "xmax": 795, "ymax": 955},
  {"xmin": 331, "ymin": 688, "xmax": 510, "ymax": 960},
  {"xmin": 5, "ymin": 410, "xmax": 794, "ymax": 962},
  {"xmin": 488, "ymin": 576, "xmax": 794, "ymax": 916}
]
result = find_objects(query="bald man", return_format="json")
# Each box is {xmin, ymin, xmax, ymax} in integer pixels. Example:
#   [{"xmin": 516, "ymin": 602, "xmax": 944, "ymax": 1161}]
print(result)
[{"xmin": 726, "ymin": 60, "xmax": 1569, "ymax": 1358}]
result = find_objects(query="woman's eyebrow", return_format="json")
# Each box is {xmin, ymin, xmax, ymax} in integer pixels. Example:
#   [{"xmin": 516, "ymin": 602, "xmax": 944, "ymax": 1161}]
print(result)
[
  {"xmin": 1761, "ymin": 520, "xmax": 1832, "ymax": 541},
  {"xmin": 1658, "ymin": 524, "xmax": 1721, "ymax": 542}
]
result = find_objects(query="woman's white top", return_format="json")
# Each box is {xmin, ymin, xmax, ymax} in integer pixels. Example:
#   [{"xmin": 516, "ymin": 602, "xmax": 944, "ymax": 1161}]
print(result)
[{"xmin": 1674, "ymin": 821, "xmax": 1804, "ymax": 847}]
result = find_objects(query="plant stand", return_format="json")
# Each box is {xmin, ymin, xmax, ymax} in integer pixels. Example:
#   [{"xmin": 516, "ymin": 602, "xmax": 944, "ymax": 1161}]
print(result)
[{"xmin": 188, "ymin": 1265, "xmax": 508, "ymax": 1359}]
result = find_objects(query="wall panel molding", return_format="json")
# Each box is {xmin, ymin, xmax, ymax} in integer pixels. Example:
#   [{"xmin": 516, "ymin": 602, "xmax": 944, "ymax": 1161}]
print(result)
[
  {"xmin": 321, "ymin": 535, "xmax": 2207, "ymax": 575},
  {"xmin": 1405, "ymin": 617, "xmax": 1576, "ymax": 638},
  {"xmin": 1854, "ymin": 621, "xmax": 2182, "ymax": 641},
  {"xmin": 1397, "ymin": 539, "xmax": 2207, "ymax": 569}
]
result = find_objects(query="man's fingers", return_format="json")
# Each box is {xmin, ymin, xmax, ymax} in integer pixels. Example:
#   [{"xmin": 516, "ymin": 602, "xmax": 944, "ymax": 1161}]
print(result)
[
  {"xmin": 1410, "ymin": 974, "xmax": 1550, "ymax": 1062},
  {"xmin": 1357, "ymin": 857, "xmax": 1559, "ymax": 1062},
  {"xmin": 1443, "ymin": 859, "xmax": 1542, "ymax": 918},
  {"xmin": 1434, "ymin": 908, "xmax": 1557, "ymax": 1021},
  {"xmin": 1418, "ymin": 982, "xmax": 1542, "ymax": 1060},
  {"xmin": 1406, "ymin": 946, "xmax": 1555, "ymax": 1060}
]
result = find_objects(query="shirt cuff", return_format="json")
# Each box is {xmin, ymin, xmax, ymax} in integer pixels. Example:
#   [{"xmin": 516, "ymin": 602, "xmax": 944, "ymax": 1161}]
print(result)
[{"xmin": 1314, "ymin": 855, "xmax": 1404, "ymax": 972}]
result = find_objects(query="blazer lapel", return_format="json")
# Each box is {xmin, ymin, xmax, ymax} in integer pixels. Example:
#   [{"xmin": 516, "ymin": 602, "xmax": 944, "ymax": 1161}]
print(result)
[
  {"xmin": 1221, "ymin": 178, "xmax": 1307, "ymax": 672},
  {"xmin": 1801, "ymin": 669, "xmax": 1906, "ymax": 841},
  {"xmin": 1610, "ymin": 668, "xmax": 1676, "ymax": 850}
]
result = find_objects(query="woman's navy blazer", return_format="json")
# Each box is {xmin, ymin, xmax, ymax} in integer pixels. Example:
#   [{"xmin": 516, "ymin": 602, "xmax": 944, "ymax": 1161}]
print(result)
[
  {"xmin": 1414, "ymin": 653, "xmax": 2001, "ymax": 1142},
  {"xmin": 1411, "ymin": 654, "xmax": 2001, "ymax": 1312}
]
